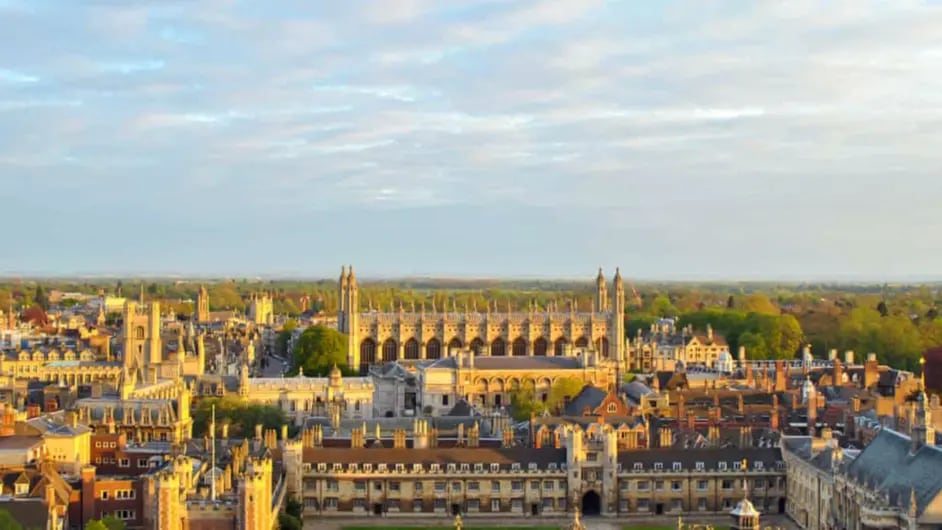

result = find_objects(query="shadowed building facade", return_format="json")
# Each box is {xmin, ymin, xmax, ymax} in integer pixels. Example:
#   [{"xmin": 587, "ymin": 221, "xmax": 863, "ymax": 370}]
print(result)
[{"xmin": 338, "ymin": 266, "xmax": 627, "ymax": 373}]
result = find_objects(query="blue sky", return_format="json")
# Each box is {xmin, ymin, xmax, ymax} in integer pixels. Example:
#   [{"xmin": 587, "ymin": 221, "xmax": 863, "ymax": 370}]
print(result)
[{"xmin": 2, "ymin": 1, "xmax": 942, "ymax": 280}]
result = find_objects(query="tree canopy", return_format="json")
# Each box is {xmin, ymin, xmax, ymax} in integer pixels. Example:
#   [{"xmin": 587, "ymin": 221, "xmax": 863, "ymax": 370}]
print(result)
[
  {"xmin": 510, "ymin": 377, "xmax": 587, "ymax": 421},
  {"xmin": 192, "ymin": 396, "xmax": 288, "ymax": 438},
  {"xmin": 0, "ymin": 511, "xmax": 23, "ymax": 530},
  {"xmin": 292, "ymin": 325, "xmax": 350, "ymax": 376},
  {"xmin": 85, "ymin": 517, "xmax": 125, "ymax": 530}
]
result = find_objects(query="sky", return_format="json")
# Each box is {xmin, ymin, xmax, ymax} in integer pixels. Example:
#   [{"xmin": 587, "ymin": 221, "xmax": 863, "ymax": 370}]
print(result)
[{"xmin": 2, "ymin": 0, "xmax": 942, "ymax": 281}]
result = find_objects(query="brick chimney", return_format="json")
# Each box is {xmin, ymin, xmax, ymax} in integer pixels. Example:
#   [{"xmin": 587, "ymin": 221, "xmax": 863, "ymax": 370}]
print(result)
[
  {"xmin": 686, "ymin": 410, "xmax": 696, "ymax": 430},
  {"xmin": 832, "ymin": 358, "xmax": 844, "ymax": 386},
  {"xmin": 80, "ymin": 466, "xmax": 96, "ymax": 523},
  {"xmin": 676, "ymin": 394, "xmax": 685, "ymax": 419},
  {"xmin": 775, "ymin": 360, "xmax": 787, "ymax": 392},
  {"xmin": 864, "ymin": 353, "xmax": 879, "ymax": 389},
  {"xmin": 658, "ymin": 427, "xmax": 672, "ymax": 448}
]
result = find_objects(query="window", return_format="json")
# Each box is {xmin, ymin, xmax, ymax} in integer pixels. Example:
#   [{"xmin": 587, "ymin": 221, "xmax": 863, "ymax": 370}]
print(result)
[
  {"xmin": 467, "ymin": 499, "xmax": 480, "ymax": 511},
  {"xmin": 697, "ymin": 498, "xmax": 708, "ymax": 511},
  {"xmin": 474, "ymin": 463, "xmax": 483, "ymax": 472},
  {"xmin": 373, "ymin": 482, "xmax": 383, "ymax": 491},
  {"xmin": 637, "ymin": 480, "xmax": 650, "ymax": 491},
  {"xmin": 530, "ymin": 480, "xmax": 540, "ymax": 490},
  {"xmin": 353, "ymin": 499, "xmax": 366, "ymax": 510},
  {"xmin": 324, "ymin": 498, "xmax": 338, "ymax": 510},
  {"xmin": 607, "ymin": 402, "xmax": 618, "ymax": 413},
  {"xmin": 435, "ymin": 482, "xmax": 445, "ymax": 493},
  {"xmin": 327, "ymin": 480, "xmax": 339, "ymax": 492},
  {"xmin": 511, "ymin": 463, "xmax": 520, "ymax": 471},
  {"xmin": 113, "ymin": 510, "xmax": 135, "ymax": 520},
  {"xmin": 412, "ymin": 500, "xmax": 422, "ymax": 512},
  {"xmin": 491, "ymin": 499, "xmax": 501, "ymax": 512},
  {"xmin": 414, "ymin": 482, "xmax": 423, "ymax": 492},
  {"xmin": 754, "ymin": 479, "xmax": 765, "ymax": 489},
  {"xmin": 511, "ymin": 499, "xmax": 523, "ymax": 511},
  {"xmin": 619, "ymin": 499, "xmax": 629, "ymax": 512},
  {"xmin": 697, "ymin": 480, "xmax": 708, "ymax": 491},
  {"xmin": 718, "ymin": 462, "xmax": 727, "ymax": 471},
  {"xmin": 559, "ymin": 498, "xmax": 567, "ymax": 511},
  {"xmin": 442, "ymin": 395, "xmax": 449, "ymax": 406},
  {"xmin": 543, "ymin": 480, "xmax": 554, "ymax": 490},
  {"xmin": 490, "ymin": 463, "xmax": 500, "ymax": 472},
  {"xmin": 14, "ymin": 483, "xmax": 28, "ymax": 496},
  {"xmin": 633, "ymin": 462, "xmax": 643, "ymax": 471},
  {"xmin": 434, "ymin": 499, "xmax": 446, "ymax": 511},
  {"xmin": 671, "ymin": 480, "xmax": 682, "ymax": 492},
  {"xmin": 137, "ymin": 459, "xmax": 149, "ymax": 468},
  {"xmin": 638, "ymin": 499, "xmax": 650, "ymax": 512},
  {"xmin": 491, "ymin": 481, "xmax": 501, "ymax": 492},
  {"xmin": 695, "ymin": 461, "xmax": 704, "ymax": 471},
  {"xmin": 118, "ymin": 458, "xmax": 130, "ymax": 468},
  {"xmin": 733, "ymin": 461, "xmax": 742, "ymax": 471},
  {"xmin": 461, "ymin": 463, "xmax": 470, "ymax": 472},
  {"xmin": 655, "ymin": 480, "xmax": 665, "ymax": 492},
  {"xmin": 468, "ymin": 481, "xmax": 479, "ymax": 492},
  {"xmin": 451, "ymin": 481, "xmax": 461, "ymax": 492},
  {"xmin": 673, "ymin": 462, "xmax": 682, "ymax": 471},
  {"xmin": 389, "ymin": 481, "xmax": 400, "ymax": 492},
  {"xmin": 721, "ymin": 480, "xmax": 733, "ymax": 490},
  {"xmin": 115, "ymin": 490, "xmax": 135, "ymax": 500},
  {"xmin": 558, "ymin": 479, "xmax": 566, "ymax": 490},
  {"xmin": 671, "ymin": 499, "xmax": 683, "ymax": 512},
  {"xmin": 511, "ymin": 481, "xmax": 523, "ymax": 493},
  {"xmin": 654, "ymin": 462, "xmax": 663, "ymax": 471},
  {"xmin": 101, "ymin": 491, "xmax": 109, "ymax": 500},
  {"xmin": 354, "ymin": 481, "xmax": 366, "ymax": 492}
]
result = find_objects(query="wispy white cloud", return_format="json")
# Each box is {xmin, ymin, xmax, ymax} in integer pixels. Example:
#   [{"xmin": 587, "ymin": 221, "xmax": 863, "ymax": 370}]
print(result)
[{"xmin": 0, "ymin": 68, "xmax": 38, "ymax": 83}]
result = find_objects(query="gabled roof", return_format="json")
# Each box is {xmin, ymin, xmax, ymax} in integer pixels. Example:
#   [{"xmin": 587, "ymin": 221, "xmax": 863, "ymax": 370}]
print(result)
[{"xmin": 562, "ymin": 385, "xmax": 603, "ymax": 416}]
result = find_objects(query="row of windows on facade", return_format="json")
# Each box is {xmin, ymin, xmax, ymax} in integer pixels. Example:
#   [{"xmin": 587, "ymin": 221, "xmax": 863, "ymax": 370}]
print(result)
[
  {"xmin": 307, "ymin": 460, "xmax": 782, "ymax": 473},
  {"xmin": 100, "ymin": 489, "xmax": 136, "ymax": 500},
  {"xmin": 93, "ymin": 456, "xmax": 155, "ymax": 469},
  {"xmin": 304, "ymin": 497, "xmax": 768, "ymax": 512},
  {"xmin": 309, "ymin": 477, "xmax": 784, "ymax": 494}
]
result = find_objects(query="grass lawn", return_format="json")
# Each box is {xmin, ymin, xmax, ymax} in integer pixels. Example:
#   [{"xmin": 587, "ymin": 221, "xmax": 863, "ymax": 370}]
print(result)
[{"xmin": 342, "ymin": 527, "xmax": 559, "ymax": 530}]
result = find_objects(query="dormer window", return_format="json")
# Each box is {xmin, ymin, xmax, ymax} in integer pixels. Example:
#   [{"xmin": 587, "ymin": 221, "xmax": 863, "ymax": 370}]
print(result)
[
  {"xmin": 511, "ymin": 463, "xmax": 521, "ymax": 471},
  {"xmin": 528, "ymin": 463, "xmax": 537, "ymax": 471},
  {"xmin": 718, "ymin": 462, "xmax": 727, "ymax": 471},
  {"xmin": 364, "ymin": 464, "xmax": 373, "ymax": 472},
  {"xmin": 755, "ymin": 461, "xmax": 764, "ymax": 470},
  {"xmin": 490, "ymin": 463, "xmax": 500, "ymax": 472},
  {"xmin": 447, "ymin": 463, "xmax": 456, "ymax": 473},
  {"xmin": 460, "ymin": 463, "xmax": 469, "ymax": 472},
  {"xmin": 607, "ymin": 402, "xmax": 618, "ymax": 413},
  {"xmin": 633, "ymin": 463, "xmax": 643, "ymax": 471},
  {"xmin": 378, "ymin": 464, "xmax": 387, "ymax": 472},
  {"xmin": 695, "ymin": 462, "xmax": 704, "ymax": 471},
  {"xmin": 654, "ymin": 463, "xmax": 663, "ymax": 471},
  {"xmin": 14, "ymin": 483, "xmax": 28, "ymax": 496},
  {"xmin": 733, "ymin": 461, "xmax": 742, "ymax": 471},
  {"xmin": 474, "ymin": 463, "xmax": 483, "ymax": 472},
  {"xmin": 672, "ymin": 462, "xmax": 681, "ymax": 472}
]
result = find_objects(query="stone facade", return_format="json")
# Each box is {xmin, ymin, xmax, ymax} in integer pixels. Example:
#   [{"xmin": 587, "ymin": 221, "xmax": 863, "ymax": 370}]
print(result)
[
  {"xmin": 283, "ymin": 423, "xmax": 786, "ymax": 519},
  {"xmin": 338, "ymin": 266, "xmax": 627, "ymax": 373},
  {"xmin": 240, "ymin": 364, "xmax": 374, "ymax": 425}
]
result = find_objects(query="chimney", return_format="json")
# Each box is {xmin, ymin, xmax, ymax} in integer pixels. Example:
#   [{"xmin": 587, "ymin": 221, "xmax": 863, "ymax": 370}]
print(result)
[
  {"xmin": 254, "ymin": 424, "xmax": 263, "ymax": 442},
  {"xmin": 676, "ymin": 394, "xmax": 685, "ymax": 419},
  {"xmin": 80, "ymin": 466, "xmax": 96, "ymax": 523},
  {"xmin": 502, "ymin": 428, "xmax": 513, "ymax": 448},
  {"xmin": 281, "ymin": 424, "xmax": 288, "ymax": 441},
  {"xmin": 832, "ymin": 358, "xmax": 844, "ymax": 386},
  {"xmin": 708, "ymin": 425, "xmax": 720, "ymax": 446},
  {"xmin": 770, "ymin": 406, "xmax": 780, "ymax": 431},
  {"xmin": 775, "ymin": 360, "xmax": 787, "ymax": 392},
  {"xmin": 658, "ymin": 427, "xmax": 672, "ymax": 448},
  {"xmin": 864, "ymin": 353, "xmax": 879, "ymax": 388},
  {"xmin": 828, "ymin": 349, "xmax": 837, "ymax": 361},
  {"xmin": 468, "ymin": 349, "xmax": 475, "ymax": 369},
  {"xmin": 221, "ymin": 423, "xmax": 229, "ymax": 440},
  {"xmin": 738, "ymin": 345, "xmax": 746, "ymax": 364},
  {"xmin": 845, "ymin": 350, "xmax": 855, "ymax": 365},
  {"xmin": 740, "ymin": 426, "xmax": 752, "ymax": 447},
  {"xmin": 393, "ymin": 429, "xmax": 406, "ymax": 449},
  {"xmin": 469, "ymin": 422, "xmax": 480, "ymax": 448},
  {"xmin": 737, "ymin": 393, "xmax": 744, "ymax": 414},
  {"xmin": 686, "ymin": 410, "xmax": 695, "ymax": 430}
]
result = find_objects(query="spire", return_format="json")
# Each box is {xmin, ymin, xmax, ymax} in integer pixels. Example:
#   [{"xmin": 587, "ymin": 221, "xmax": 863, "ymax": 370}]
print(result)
[
  {"xmin": 596, "ymin": 267, "xmax": 605, "ymax": 285},
  {"xmin": 340, "ymin": 265, "xmax": 347, "ymax": 284},
  {"xmin": 139, "ymin": 283, "xmax": 145, "ymax": 305},
  {"xmin": 347, "ymin": 265, "xmax": 356, "ymax": 283}
]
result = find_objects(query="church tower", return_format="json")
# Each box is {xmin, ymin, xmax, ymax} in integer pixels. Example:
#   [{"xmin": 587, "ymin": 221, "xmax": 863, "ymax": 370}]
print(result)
[
  {"xmin": 239, "ymin": 457, "xmax": 273, "ymax": 530},
  {"xmin": 196, "ymin": 285, "xmax": 210, "ymax": 322},
  {"xmin": 595, "ymin": 268, "xmax": 608, "ymax": 312},
  {"xmin": 340, "ymin": 266, "xmax": 360, "ymax": 370},
  {"xmin": 338, "ymin": 266, "xmax": 348, "ymax": 332},
  {"xmin": 611, "ymin": 268, "xmax": 626, "ymax": 365},
  {"xmin": 122, "ymin": 301, "xmax": 162, "ymax": 378}
]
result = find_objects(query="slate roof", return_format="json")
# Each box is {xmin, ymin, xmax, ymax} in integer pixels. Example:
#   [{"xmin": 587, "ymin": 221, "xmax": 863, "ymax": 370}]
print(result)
[
  {"xmin": 562, "ymin": 385, "xmax": 604, "ymax": 416},
  {"xmin": 427, "ymin": 356, "xmax": 584, "ymax": 370},
  {"xmin": 845, "ymin": 428, "xmax": 942, "ymax": 515},
  {"xmin": 617, "ymin": 446, "xmax": 781, "ymax": 471},
  {"xmin": 302, "ymin": 446, "xmax": 567, "ymax": 467}
]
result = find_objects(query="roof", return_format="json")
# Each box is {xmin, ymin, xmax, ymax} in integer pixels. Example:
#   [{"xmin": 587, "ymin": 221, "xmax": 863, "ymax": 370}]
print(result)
[
  {"xmin": 0, "ymin": 499, "xmax": 48, "ymax": 530},
  {"xmin": 845, "ymin": 428, "xmax": 942, "ymax": 516},
  {"xmin": 0, "ymin": 437, "xmax": 43, "ymax": 452},
  {"xmin": 563, "ymin": 385, "xmax": 604, "ymax": 416},
  {"xmin": 427, "ymin": 356, "xmax": 585, "ymax": 371},
  {"xmin": 303, "ymin": 447, "xmax": 566, "ymax": 467}
]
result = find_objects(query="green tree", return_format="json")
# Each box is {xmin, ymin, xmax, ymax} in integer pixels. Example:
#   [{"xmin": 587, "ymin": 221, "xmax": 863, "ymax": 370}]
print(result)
[
  {"xmin": 33, "ymin": 285, "xmax": 48, "ymax": 311},
  {"xmin": 510, "ymin": 381, "xmax": 545, "ymax": 421},
  {"xmin": 278, "ymin": 513, "xmax": 302, "ymax": 530},
  {"xmin": 192, "ymin": 396, "xmax": 288, "ymax": 438},
  {"xmin": 0, "ymin": 510, "xmax": 23, "ymax": 530},
  {"xmin": 292, "ymin": 325, "xmax": 349, "ymax": 376},
  {"xmin": 738, "ymin": 331, "xmax": 769, "ymax": 360},
  {"xmin": 285, "ymin": 496, "xmax": 303, "ymax": 518},
  {"xmin": 648, "ymin": 295, "xmax": 678, "ymax": 317},
  {"xmin": 548, "ymin": 377, "xmax": 587, "ymax": 413},
  {"xmin": 741, "ymin": 293, "xmax": 780, "ymax": 315},
  {"xmin": 84, "ymin": 522, "xmax": 107, "ymax": 530}
]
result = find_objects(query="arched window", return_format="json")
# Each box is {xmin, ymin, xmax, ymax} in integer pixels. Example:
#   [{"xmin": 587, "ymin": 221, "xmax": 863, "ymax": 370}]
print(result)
[
  {"xmin": 511, "ymin": 337, "xmax": 527, "ymax": 357},
  {"xmin": 533, "ymin": 337, "xmax": 548, "ymax": 356},
  {"xmin": 491, "ymin": 337, "xmax": 506, "ymax": 356},
  {"xmin": 599, "ymin": 337, "xmax": 610, "ymax": 358},
  {"xmin": 404, "ymin": 338, "xmax": 420, "ymax": 360},
  {"xmin": 381, "ymin": 339, "xmax": 397, "ymax": 362},
  {"xmin": 135, "ymin": 327, "xmax": 145, "ymax": 339},
  {"xmin": 554, "ymin": 337, "xmax": 569, "ymax": 356},
  {"xmin": 469, "ymin": 337, "xmax": 484, "ymax": 353},
  {"xmin": 426, "ymin": 338, "xmax": 441, "ymax": 360},
  {"xmin": 575, "ymin": 336, "xmax": 589, "ymax": 348},
  {"xmin": 359, "ymin": 338, "xmax": 377, "ymax": 369}
]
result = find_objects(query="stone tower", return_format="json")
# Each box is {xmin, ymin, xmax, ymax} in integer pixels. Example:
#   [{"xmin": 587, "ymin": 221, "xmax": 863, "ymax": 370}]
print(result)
[
  {"xmin": 154, "ymin": 466, "xmax": 184, "ymax": 530},
  {"xmin": 239, "ymin": 457, "xmax": 273, "ymax": 530},
  {"xmin": 249, "ymin": 293, "xmax": 274, "ymax": 326},
  {"xmin": 595, "ymin": 268, "xmax": 608, "ymax": 312},
  {"xmin": 913, "ymin": 390, "xmax": 934, "ymax": 453},
  {"xmin": 196, "ymin": 285, "xmax": 210, "ymax": 323},
  {"xmin": 339, "ymin": 265, "xmax": 359, "ymax": 368},
  {"xmin": 122, "ymin": 301, "xmax": 162, "ymax": 379},
  {"xmin": 611, "ymin": 268, "xmax": 626, "ymax": 365}
]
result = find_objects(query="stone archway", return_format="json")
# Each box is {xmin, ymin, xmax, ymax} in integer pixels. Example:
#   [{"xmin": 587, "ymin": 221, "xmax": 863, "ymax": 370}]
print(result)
[
  {"xmin": 554, "ymin": 337, "xmax": 569, "ymax": 356},
  {"xmin": 581, "ymin": 490, "xmax": 601, "ymax": 516}
]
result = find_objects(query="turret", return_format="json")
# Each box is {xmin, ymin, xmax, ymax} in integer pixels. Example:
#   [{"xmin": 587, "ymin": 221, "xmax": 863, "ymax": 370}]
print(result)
[
  {"xmin": 595, "ymin": 268, "xmax": 608, "ymax": 313},
  {"xmin": 913, "ymin": 390, "xmax": 934, "ymax": 453}
]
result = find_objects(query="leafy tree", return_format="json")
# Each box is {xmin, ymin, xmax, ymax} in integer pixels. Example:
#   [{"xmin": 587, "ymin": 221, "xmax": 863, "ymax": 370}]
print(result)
[
  {"xmin": 0, "ymin": 510, "xmax": 23, "ymax": 530},
  {"xmin": 548, "ymin": 377, "xmax": 587, "ymax": 410},
  {"xmin": 738, "ymin": 331, "xmax": 769, "ymax": 360},
  {"xmin": 877, "ymin": 300, "xmax": 889, "ymax": 317},
  {"xmin": 648, "ymin": 295, "xmax": 678, "ymax": 318},
  {"xmin": 741, "ymin": 293, "xmax": 780, "ymax": 315},
  {"xmin": 278, "ymin": 513, "xmax": 302, "ymax": 530},
  {"xmin": 33, "ymin": 285, "xmax": 48, "ymax": 311},
  {"xmin": 510, "ymin": 377, "xmax": 587, "ymax": 421},
  {"xmin": 84, "ymin": 522, "xmax": 107, "ymax": 530},
  {"xmin": 192, "ymin": 396, "xmax": 288, "ymax": 438},
  {"xmin": 292, "ymin": 325, "xmax": 349, "ymax": 376},
  {"xmin": 285, "ymin": 496, "xmax": 303, "ymax": 518}
]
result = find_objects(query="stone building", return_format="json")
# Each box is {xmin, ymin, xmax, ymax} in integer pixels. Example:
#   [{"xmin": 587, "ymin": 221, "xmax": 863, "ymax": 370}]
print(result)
[
  {"xmin": 417, "ymin": 348, "xmax": 617, "ymax": 414},
  {"xmin": 249, "ymin": 293, "xmax": 274, "ymax": 327},
  {"xmin": 196, "ymin": 285, "xmax": 210, "ymax": 323},
  {"xmin": 282, "ymin": 421, "xmax": 786, "ymax": 520},
  {"xmin": 782, "ymin": 433, "xmax": 848, "ymax": 530},
  {"xmin": 239, "ymin": 363, "xmax": 374, "ymax": 425},
  {"xmin": 629, "ymin": 319, "xmax": 731, "ymax": 372},
  {"xmin": 337, "ymin": 266, "xmax": 627, "ymax": 373}
]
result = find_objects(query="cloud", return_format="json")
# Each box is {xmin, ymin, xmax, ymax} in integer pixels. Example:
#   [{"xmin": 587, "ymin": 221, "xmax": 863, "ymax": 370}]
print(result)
[{"xmin": 2, "ymin": 1, "xmax": 942, "ymax": 277}]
